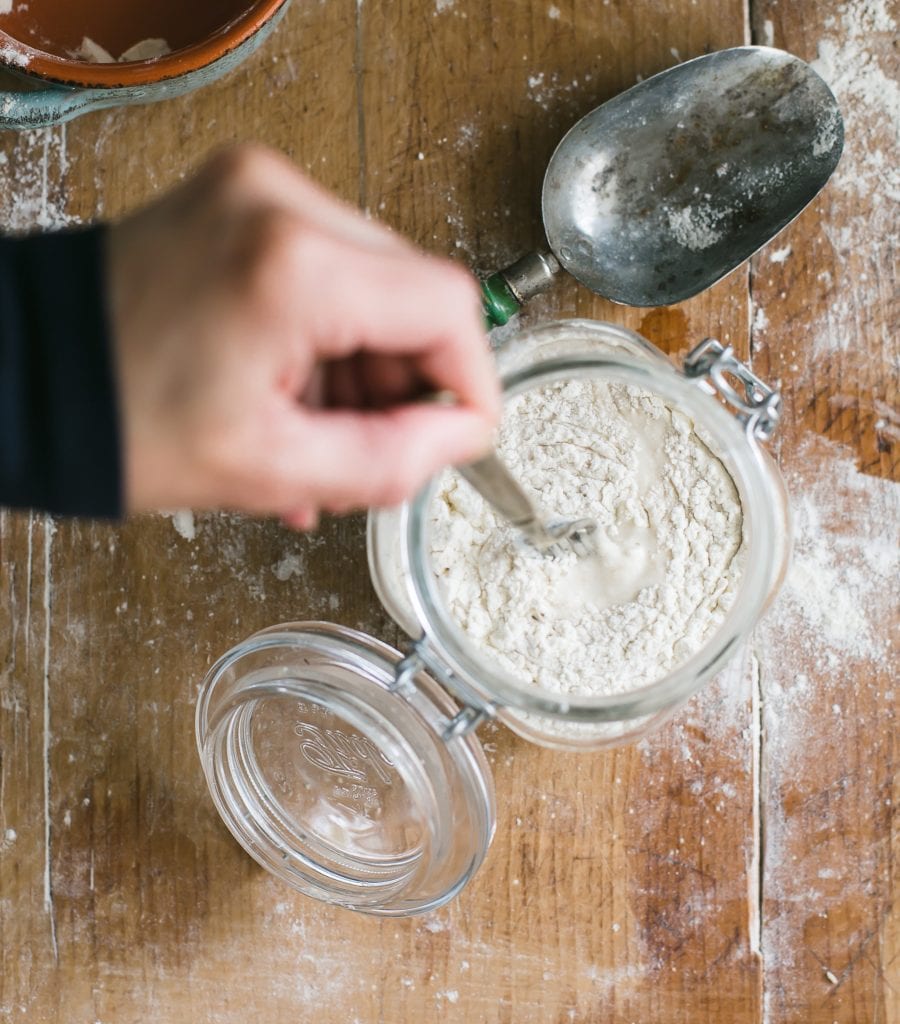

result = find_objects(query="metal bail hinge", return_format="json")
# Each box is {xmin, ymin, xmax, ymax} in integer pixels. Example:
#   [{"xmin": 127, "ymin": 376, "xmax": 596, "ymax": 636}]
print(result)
[
  {"xmin": 391, "ymin": 638, "xmax": 497, "ymax": 742},
  {"xmin": 683, "ymin": 338, "xmax": 782, "ymax": 441},
  {"xmin": 441, "ymin": 706, "xmax": 491, "ymax": 742},
  {"xmin": 389, "ymin": 648, "xmax": 425, "ymax": 698}
]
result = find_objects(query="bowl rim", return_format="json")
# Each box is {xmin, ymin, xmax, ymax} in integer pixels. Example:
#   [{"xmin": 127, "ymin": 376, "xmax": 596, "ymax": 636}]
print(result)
[{"xmin": 0, "ymin": 0, "xmax": 289, "ymax": 88}]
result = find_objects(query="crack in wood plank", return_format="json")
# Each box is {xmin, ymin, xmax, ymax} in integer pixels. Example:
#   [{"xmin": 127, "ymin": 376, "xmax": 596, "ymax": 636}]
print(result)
[
  {"xmin": 749, "ymin": 649, "xmax": 763, "ymax": 965},
  {"xmin": 24, "ymin": 510, "xmax": 32, "ymax": 667},
  {"xmin": 354, "ymin": 0, "xmax": 367, "ymax": 214},
  {"xmin": 41, "ymin": 516, "xmax": 58, "ymax": 964}
]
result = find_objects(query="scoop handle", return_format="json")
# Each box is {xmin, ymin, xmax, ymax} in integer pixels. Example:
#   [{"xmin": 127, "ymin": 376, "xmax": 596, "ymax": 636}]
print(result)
[
  {"xmin": 481, "ymin": 251, "xmax": 561, "ymax": 329},
  {"xmin": 481, "ymin": 272, "xmax": 521, "ymax": 328}
]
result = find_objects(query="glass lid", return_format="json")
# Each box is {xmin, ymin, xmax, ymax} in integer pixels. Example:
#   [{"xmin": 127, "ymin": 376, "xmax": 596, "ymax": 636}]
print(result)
[{"xmin": 195, "ymin": 622, "xmax": 496, "ymax": 916}]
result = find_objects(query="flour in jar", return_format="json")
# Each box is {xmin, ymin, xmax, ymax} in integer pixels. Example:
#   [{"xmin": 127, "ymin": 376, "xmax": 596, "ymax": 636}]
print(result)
[{"xmin": 429, "ymin": 378, "xmax": 745, "ymax": 697}]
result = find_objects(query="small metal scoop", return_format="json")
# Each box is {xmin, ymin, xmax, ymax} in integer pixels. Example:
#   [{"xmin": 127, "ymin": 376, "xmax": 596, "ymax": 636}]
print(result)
[
  {"xmin": 483, "ymin": 46, "xmax": 843, "ymax": 321},
  {"xmin": 457, "ymin": 451, "xmax": 597, "ymax": 558}
]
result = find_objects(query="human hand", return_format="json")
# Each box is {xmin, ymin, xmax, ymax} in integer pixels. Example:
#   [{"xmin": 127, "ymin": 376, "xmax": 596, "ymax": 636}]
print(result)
[{"xmin": 106, "ymin": 145, "xmax": 500, "ymax": 528}]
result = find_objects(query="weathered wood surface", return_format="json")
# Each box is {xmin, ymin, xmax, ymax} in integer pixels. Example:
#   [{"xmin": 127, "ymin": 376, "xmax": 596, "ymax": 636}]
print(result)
[
  {"xmin": 749, "ymin": 3, "xmax": 898, "ymax": 1023},
  {"xmin": 0, "ymin": 1, "xmax": 895, "ymax": 1021}
]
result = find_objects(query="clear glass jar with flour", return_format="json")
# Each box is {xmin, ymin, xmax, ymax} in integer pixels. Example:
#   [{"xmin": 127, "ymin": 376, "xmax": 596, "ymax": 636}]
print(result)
[{"xmin": 196, "ymin": 319, "xmax": 790, "ymax": 915}]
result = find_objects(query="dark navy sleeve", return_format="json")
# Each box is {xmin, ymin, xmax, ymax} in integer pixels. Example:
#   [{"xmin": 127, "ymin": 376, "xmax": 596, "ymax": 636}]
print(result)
[{"xmin": 0, "ymin": 225, "xmax": 122, "ymax": 518}]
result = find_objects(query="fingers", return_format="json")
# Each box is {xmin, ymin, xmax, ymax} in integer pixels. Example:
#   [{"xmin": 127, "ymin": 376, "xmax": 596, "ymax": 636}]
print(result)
[
  {"xmin": 198, "ymin": 146, "xmax": 500, "ymax": 424},
  {"xmin": 321, "ymin": 353, "xmax": 425, "ymax": 410},
  {"xmin": 287, "ymin": 236, "xmax": 501, "ymax": 423},
  {"xmin": 195, "ymin": 147, "xmax": 501, "ymax": 425},
  {"xmin": 139, "ymin": 144, "xmax": 505, "ymax": 523},
  {"xmin": 200, "ymin": 145, "xmax": 410, "ymax": 256},
  {"xmin": 358, "ymin": 353, "xmax": 425, "ymax": 409},
  {"xmin": 272, "ymin": 402, "xmax": 494, "ymax": 512},
  {"xmin": 322, "ymin": 356, "xmax": 366, "ymax": 409}
]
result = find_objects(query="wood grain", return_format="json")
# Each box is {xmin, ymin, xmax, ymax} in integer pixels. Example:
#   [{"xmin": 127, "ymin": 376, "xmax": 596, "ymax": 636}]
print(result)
[
  {"xmin": 749, "ymin": 2, "xmax": 898, "ymax": 1022},
  {"xmin": 0, "ymin": 0, "xmax": 894, "ymax": 1021}
]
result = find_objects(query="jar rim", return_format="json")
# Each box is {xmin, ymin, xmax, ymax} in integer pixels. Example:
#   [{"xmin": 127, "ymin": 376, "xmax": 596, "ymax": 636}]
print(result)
[{"xmin": 401, "ymin": 319, "xmax": 782, "ymax": 722}]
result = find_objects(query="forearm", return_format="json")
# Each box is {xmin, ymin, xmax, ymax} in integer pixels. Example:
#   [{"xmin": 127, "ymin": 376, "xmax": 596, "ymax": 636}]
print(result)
[{"xmin": 0, "ymin": 226, "xmax": 122, "ymax": 518}]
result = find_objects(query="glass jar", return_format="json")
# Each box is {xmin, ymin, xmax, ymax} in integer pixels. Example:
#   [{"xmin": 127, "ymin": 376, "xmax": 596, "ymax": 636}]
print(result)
[{"xmin": 196, "ymin": 318, "xmax": 791, "ymax": 915}]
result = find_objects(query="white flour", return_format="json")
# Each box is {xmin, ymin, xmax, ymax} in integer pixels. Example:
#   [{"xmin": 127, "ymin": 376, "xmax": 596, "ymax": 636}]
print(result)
[
  {"xmin": 74, "ymin": 36, "xmax": 171, "ymax": 63},
  {"xmin": 667, "ymin": 203, "xmax": 724, "ymax": 251},
  {"xmin": 0, "ymin": 42, "xmax": 28, "ymax": 66},
  {"xmin": 430, "ymin": 379, "xmax": 745, "ymax": 697}
]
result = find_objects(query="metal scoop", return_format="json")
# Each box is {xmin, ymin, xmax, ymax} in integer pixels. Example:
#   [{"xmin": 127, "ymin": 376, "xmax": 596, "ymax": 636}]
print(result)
[
  {"xmin": 482, "ymin": 46, "xmax": 844, "ymax": 322},
  {"xmin": 457, "ymin": 451, "xmax": 597, "ymax": 558}
]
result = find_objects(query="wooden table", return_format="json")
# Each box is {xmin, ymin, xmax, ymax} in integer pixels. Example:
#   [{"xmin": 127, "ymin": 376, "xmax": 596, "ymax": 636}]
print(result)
[{"xmin": 0, "ymin": 1, "xmax": 896, "ymax": 1021}]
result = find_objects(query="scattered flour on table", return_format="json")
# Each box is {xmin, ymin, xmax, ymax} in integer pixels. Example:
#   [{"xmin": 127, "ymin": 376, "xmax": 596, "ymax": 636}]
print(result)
[
  {"xmin": 164, "ymin": 510, "xmax": 196, "ymax": 542},
  {"xmin": 430, "ymin": 379, "xmax": 745, "ymax": 697},
  {"xmin": 748, "ymin": 3, "xmax": 898, "ymax": 975},
  {"xmin": 773, "ymin": 494, "xmax": 888, "ymax": 663},
  {"xmin": 525, "ymin": 69, "xmax": 588, "ymax": 111},
  {"xmin": 455, "ymin": 121, "xmax": 479, "ymax": 151},
  {"xmin": 273, "ymin": 553, "xmax": 304, "ymax": 581},
  {"xmin": 0, "ymin": 127, "xmax": 74, "ymax": 231},
  {"xmin": 761, "ymin": 435, "xmax": 897, "ymax": 674},
  {"xmin": 810, "ymin": 0, "xmax": 899, "ymax": 199},
  {"xmin": 754, "ymin": 437, "xmax": 898, "ymax": 991},
  {"xmin": 806, "ymin": 0, "xmax": 899, "ymax": 357}
]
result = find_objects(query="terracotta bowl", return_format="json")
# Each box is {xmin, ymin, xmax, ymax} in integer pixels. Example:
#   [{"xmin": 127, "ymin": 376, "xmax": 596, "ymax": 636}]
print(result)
[{"xmin": 0, "ymin": 0, "xmax": 291, "ymax": 129}]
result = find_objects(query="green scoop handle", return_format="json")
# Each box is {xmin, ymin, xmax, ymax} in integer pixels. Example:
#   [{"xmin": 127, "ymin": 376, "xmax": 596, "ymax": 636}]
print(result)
[{"xmin": 480, "ymin": 252, "xmax": 560, "ymax": 330}]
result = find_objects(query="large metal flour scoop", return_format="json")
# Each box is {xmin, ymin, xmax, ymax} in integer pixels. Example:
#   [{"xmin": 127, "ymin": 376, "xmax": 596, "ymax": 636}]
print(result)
[{"xmin": 482, "ymin": 46, "xmax": 844, "ymax": 323}]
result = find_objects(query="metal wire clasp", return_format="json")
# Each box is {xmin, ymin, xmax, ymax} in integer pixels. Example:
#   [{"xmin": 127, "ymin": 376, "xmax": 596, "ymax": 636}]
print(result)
[
  {"xmin": 683, "ymin": 339, "xmax": 782, "ymax": 441},
  {"xmin": 390, "ymin": 638, "xmax": 497, "ymax": 742}
]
